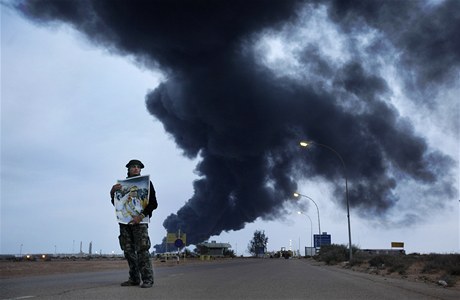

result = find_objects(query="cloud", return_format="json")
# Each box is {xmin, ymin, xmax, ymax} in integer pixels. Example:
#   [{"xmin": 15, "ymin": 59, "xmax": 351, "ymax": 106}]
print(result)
[{"xmin": 14, "ymin": 0, "xmax": 458, "ymax": 247}]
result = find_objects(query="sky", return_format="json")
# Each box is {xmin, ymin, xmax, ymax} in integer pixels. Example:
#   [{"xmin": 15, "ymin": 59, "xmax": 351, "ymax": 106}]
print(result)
[{"xmin": 1, "ymin": 0, "xmax": 459, "ymax": 256}]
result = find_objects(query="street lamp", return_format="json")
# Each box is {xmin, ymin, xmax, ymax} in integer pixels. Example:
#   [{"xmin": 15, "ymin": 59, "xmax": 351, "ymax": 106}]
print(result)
[
  {"xmin": 297, "ymin": 212, "xmax": 313, "ymax": 256},
  {"xmin": 293, "ymin": 192, "xmax": 321, "ymax": 237},
  {"xmin": 299, "ymin": 140, "xmax": 353, "ymax": 261}
]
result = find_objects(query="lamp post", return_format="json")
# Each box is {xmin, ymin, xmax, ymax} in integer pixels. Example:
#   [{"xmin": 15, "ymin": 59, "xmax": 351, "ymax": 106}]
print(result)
[
  {"xmin": 293, "ymin": 192, "xmax": 321, "ymax": 238},
  {"xmin": 300, "ymin": 140, "xmax": 353, "ymax": 261},
  {"xmin": 297, "ymin": 212, "xmax": 313, "ymax": 256}
]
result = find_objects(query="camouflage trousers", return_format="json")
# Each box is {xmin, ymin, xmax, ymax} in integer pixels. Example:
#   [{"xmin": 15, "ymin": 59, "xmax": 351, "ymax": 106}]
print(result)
[{"xmin": 118, "ymin": 223, "xmax": 154, "ymax": 284}]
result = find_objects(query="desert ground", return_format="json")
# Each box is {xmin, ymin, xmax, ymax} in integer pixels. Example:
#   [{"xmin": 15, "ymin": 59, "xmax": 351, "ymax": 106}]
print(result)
[{"xmin": 0, "ymin": 256, "xmax": 221, "ymax": 279}]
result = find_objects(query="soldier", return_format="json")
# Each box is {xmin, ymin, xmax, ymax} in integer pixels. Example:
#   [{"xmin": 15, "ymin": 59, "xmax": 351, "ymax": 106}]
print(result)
[{"xmin": 110, "ymin": 159, "xmax": 158, "ymax": 288}]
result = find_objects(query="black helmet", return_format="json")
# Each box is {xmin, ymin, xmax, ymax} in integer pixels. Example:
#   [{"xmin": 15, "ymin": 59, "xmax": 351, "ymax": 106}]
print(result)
[{"xmin": 126, "ymin": 159, "xmax": 144, "ymax": 168}]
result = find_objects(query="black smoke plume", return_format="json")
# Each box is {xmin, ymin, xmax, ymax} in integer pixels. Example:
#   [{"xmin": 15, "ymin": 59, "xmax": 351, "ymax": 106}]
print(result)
[{"xmin": 14, "ymin": 0, "xmax": 458, "ymax": 246}]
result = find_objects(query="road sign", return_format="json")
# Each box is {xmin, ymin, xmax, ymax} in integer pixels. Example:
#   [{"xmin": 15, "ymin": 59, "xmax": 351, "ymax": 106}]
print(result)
[
  {"xmin": 167, "ymin": 232, "xmax": 187, "ymax": 244},
  {"xmin": 174, "ymin": 239, "xmax": 184, "ymax": 248},
  {"xmin": 391, "ymin": 242, "xmax": 404, "ymax": 248},
  {"xmin": 314, "ymin": 233, "xmax": 331, "ymax": 248},
  {"xmin": 167, "ymin": 233, "xmax": 177, "ymax": 243}
]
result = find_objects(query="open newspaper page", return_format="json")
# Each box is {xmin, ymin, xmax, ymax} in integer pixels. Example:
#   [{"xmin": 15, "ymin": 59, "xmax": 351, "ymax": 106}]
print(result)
[{"xmin": 114, "ymin": 175, "xmax": 150, "ymax": 224}]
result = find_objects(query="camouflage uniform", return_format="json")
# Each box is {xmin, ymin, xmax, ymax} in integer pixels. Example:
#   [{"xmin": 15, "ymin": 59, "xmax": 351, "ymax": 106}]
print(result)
[{"xmin": 119, "ymin": 223, "xmax": 153, "ymax": 284}]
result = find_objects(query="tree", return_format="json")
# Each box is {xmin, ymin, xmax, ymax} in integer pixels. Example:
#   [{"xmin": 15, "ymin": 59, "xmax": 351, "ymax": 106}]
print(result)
[
  {"xmin": 248, "ymin": 230, "xmax": 268, "ymax": 257},
  {"xmin": 223, "ymin": 249, "xmax": 236, "ymax": 258}
]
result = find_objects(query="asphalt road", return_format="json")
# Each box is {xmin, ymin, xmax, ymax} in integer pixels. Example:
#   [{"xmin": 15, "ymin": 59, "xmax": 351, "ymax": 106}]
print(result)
[{"xmin": 1, "ymin": 258, "xmax": 458, "ymax": 299}]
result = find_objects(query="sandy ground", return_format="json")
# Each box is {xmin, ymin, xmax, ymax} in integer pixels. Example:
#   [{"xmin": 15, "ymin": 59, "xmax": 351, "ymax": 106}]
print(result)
[
  {"xmin": 0, "ymin": 257, "xmax": 219, "ymax": 279},
  {"xmin": 342, "ymin": 259, "xmax": 460, "ymax": 292},
  {"xmin": 1, "ymin": 258, "xmax": 127, "ymax": 279}
]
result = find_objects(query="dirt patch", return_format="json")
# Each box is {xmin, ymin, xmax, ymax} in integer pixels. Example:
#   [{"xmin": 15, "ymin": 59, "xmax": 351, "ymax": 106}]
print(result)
[
  {"xmin": 346, "ymin": 260, "xmax": 460, "ymax": 290},
  {"xmin": 0, "ymin": 258, "xmax": 127, "ymax": 278},
  {"xmin": 0, "ymin": 257, "xmax": 223, "ymax": 279}
]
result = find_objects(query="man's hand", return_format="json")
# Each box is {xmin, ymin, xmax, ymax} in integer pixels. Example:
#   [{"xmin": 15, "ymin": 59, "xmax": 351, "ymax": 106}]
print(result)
[
  {"xmin": 129, "ymin": 215, "xmax": 143, "ymax": 225},
  {"xmin": 110, "ymin": 183, "xmax": 122, "ymax": 197}
]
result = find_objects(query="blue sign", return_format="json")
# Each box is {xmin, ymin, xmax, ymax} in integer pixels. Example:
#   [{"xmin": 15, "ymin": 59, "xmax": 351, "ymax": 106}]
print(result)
[
  {"xmin": 174, "ymin": 239, "xmax": 184, "ymax": 248},
  {"xmin": 314, "ymin": 234, "xmax": 331, "ymax": 248}
]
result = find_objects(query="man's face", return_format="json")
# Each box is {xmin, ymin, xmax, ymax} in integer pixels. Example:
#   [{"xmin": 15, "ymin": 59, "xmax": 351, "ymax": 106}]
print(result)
[{"xmin": 128, "ymin": 165, "xmax": 142, "ymax": 176}]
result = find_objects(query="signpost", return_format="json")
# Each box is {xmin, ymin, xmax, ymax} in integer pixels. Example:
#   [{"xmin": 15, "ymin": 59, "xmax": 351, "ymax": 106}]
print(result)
[
  {"xmin": 174, "ymin": 239, "xmax": 184, "ymax": 248},
  {"xmin": 391, "ymin": 242, "xmax": 404, "ymax": 248},
  {"xmin": 166, "ymin": 231, "xmax": 187, "ymax": 262},
  {"xmin": 314, "ymin": 233, "xmax": 331, "ymax": 249}
]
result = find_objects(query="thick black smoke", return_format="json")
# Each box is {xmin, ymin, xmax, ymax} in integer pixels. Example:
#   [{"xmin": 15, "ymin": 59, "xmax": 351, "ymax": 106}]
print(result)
[{"xmin": 15, "ymin": 0, "xmax": 458, "ymax": 246}]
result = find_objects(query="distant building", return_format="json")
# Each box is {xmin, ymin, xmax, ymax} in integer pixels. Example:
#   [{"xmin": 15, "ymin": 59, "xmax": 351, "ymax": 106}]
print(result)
[{"xmin": 196, "ymin": 241, "xmax": 231, "ymax": 257}]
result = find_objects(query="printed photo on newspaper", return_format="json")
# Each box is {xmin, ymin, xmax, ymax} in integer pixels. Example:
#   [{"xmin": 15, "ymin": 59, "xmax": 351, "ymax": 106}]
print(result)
[{"xmin": 114, "ymin": 175, "xmax": 150, "ymax": 224}]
